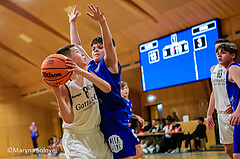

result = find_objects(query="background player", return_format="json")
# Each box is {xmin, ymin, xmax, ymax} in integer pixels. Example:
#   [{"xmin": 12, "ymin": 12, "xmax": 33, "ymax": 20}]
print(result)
[
  {"xmin": 207, "ymin": 39, "xmax": 234, "ymax": 158},
  {"xmin": 120, "ymin": 81, "xmax": 146, "ymax": 159},
  {"xmin": 43, "ymin": 44, "xmax": 113, "ymax": 159},
  {"xmin": 215, "ymin": 42, "xmax": 240, "ymax": 159},
  {"xmin": 69, "ymin": 4, "xmax": 136, "ymax": 159}
]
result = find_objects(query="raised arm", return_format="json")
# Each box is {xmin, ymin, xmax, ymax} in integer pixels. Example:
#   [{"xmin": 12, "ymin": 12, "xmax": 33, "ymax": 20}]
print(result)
[
  {"xmin": 86, "ymin": 4, "xmax": 118, "ymax": 73},
  {"xmin": 228, "ymin": 65, "xmax": 240, "ymax": 126},
  {"xmin": 68, "ymin": 5, "xmax": 92, "ymax": 64},
  {"xmin": 66, "ymin": 60, "xmax": 111, "ymax": 93},
  {"xmin": 68, "ymin": 5, "xmax": 81, "ymax": 46}
]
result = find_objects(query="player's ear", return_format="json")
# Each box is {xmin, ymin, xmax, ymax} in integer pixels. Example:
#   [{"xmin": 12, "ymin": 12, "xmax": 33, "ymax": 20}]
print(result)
[{"xmin": 231, "ymin": 53, "xmax": 236, "ymax": 60}]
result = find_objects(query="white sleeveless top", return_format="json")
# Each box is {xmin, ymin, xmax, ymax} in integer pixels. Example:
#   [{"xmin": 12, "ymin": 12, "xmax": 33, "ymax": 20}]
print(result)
[
  {"xmin": 211, "ymin": 64, "xmax": 230, "ymax": 112},
  {"xmin": 62, "ymin": 78, "xmax": 101, "ymax": 130}
]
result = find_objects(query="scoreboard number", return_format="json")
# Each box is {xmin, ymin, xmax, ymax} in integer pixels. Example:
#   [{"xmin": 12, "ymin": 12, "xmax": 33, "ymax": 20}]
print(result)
[
  {"xmin": 148, "ymin": 49, "xmax": 160, "ymax": 64},
  {"xmin": 193, "ymin": 34, "xmax": 207, "ymax": 51}
]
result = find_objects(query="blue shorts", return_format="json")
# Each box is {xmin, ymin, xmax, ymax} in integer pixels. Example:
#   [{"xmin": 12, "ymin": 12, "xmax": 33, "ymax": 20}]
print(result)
[
  {"xmin": 129, "ymin": 128, "xmax": 140, "ymax": 146},
  {"xmin": 104, "ymin": 125, "xmax": 136, "ymax": 159},
  {"xmin": 133, "ymin": 135, "xmax": 140, "ymax": 145},
  {"xmin": 234, "ymin": 124, "xmax": 240, "ymax": 153}
]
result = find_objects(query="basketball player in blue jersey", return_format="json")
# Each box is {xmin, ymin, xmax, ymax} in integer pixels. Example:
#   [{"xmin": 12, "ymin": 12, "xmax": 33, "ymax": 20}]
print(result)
[
  {"xmin": 215, "ymin": 42, "xmax": 240, "ymax": 159},
  {"xmin": 69, "ymin": 4, "xmax": 136, "ymax": 159},
  {"xmin": 120, "ymin": 81, "xmax": 146, "ymax": 159},
  {"xmin": 207, "ymin": 39, "xmax": 234, "ymax": 158}
]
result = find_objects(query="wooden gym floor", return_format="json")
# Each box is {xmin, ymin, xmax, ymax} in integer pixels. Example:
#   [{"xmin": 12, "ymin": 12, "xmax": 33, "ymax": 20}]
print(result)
[{"xmin": 0, "ymin": 151, "xmax": 228, "ymax": 159}]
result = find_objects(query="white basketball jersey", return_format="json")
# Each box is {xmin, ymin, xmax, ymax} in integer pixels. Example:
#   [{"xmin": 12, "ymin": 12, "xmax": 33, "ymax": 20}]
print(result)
[
  {"xmin": 211, "ymin": 64, "xmax": 230, "ymax": 112},
  {"xmin": 62, "ymin": 78, "xmax": 101, "ymax": 130}
]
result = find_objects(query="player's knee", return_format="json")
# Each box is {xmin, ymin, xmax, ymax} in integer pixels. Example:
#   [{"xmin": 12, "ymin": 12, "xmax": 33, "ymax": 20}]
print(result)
[
  {"xmin": 233, "ymin": 153, "xmax": 240, "ymax": 159},
  {"xmin": 135, "ymin": 145, "xmax": 144, "ymax": 158}
]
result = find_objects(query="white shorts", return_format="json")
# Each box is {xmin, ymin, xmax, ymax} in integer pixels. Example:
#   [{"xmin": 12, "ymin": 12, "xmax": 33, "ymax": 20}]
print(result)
[
  {"xmin": 63, "ymin": 126, "xmax": 113, "ymax": 159},
  {"xmin": 218, "ymin": 112, "xmax": 234, "ymax": 144}
]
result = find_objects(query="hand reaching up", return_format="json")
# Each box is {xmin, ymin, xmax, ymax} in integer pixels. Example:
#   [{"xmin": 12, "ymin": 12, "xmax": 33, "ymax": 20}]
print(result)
[
  {"xmin": 68, "ymin": 5, "xmax": 80, "ymax": 23},
  {"xmin": 86, "ymin": 4, "xmax": 105, "ymax": 22}
]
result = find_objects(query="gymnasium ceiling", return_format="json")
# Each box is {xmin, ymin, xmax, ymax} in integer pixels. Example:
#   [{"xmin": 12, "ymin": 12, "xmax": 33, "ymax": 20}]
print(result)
[{"xmin": 0, "ymin": 0, "xmax": 240, "ymax": 109}]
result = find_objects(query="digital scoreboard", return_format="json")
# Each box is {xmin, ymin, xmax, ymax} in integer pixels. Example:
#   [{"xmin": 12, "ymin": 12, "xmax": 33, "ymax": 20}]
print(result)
[{"xmin": 139, "ymin": 19, "xmax": 220, "ymax": 92}]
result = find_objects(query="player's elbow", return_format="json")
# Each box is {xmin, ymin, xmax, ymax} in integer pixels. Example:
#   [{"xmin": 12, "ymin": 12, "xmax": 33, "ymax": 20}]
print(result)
[
  {"xmin": 64, "ymin": 119, "xmax": 73, "ymax": 124},
  {"xmin": 63, "ymin": 117, "xmax": 74, "ymax": 124},
  {"xmin": 103, "ymin": 85, "xmax": 111, "ymax": 93}
]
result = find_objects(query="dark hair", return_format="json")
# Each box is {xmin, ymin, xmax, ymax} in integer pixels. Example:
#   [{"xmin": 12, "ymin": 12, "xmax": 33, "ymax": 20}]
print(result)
[
  {"xmin": 166, "ymin": 115, "xmax": 172, "ymax": 120},
  {"xmin": 171, "ymin": 119, "xmax": 176, "ymax": 122},
  {"xmin": 91, "ymin": 36, "xmax": 116, "ymax": 47},
  {"xmin": 215, "ymin": 38, "xmax": 230, "ymax": 44},
  {"xmin": 48, "ymin": 138, "xmax": 53, "ymax": 145},
  {"xmin": 198, "ymin": 117, "xmax": 204, "ymax": 123},
  {"xmin": 120, "ymin": 81, "xmax": 128, "ymax": 90},
  {"xmin": 56, "ymin": 45, "xmax": 75, "ymax": 57},
  {"xmin": 216, "ymin": 43, "xmax": 238, "ymax": 60}
]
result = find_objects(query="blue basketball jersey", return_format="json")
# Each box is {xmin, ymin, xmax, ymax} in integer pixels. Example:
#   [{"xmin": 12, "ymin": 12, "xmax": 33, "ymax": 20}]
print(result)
[
  {"xmin": 87, "ymin": 59, "xmax": 128, "ymax": 126},
  {"xmin": 226, "ymin": 62, "xmax": 240, "ymax": 153},
  {"xmin": 226, "ymin": 62, "xmax": 240, "ymax": 111},
  {"xmin": 123, "ymin": 98, "xmax": 133, "ymax": 124},
  {"xmin": 122, "ymin": 98, "xmax": 141, "ymax": 146},
  {"xmin": 87, "ymin": 59, "xmax": 136, "ymax": 158}
]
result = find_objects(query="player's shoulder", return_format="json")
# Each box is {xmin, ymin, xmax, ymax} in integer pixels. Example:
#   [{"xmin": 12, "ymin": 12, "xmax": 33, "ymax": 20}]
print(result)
[
  {"xmin": 229, "ymin": 63, "xmax": 240, "ymax": 72},
  {"xmin": 210, "ymin": 65, "xmax": 217, "ymax": 73}
]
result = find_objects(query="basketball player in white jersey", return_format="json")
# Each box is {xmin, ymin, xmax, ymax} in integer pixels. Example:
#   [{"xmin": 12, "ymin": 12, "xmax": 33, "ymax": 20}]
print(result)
[
  {"xmin": 207, "ymin": 39, "xmax": 234, "ymax": 158},
  {"xmin": 44, "ymin": 45, "xmax": 113, "ymax": 159}
]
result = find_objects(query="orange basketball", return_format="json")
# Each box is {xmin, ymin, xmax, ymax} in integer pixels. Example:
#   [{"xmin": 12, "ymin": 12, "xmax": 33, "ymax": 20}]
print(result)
[{"xmin": 41, "ymin": 54, "xmax": 72, "ymax": 86}]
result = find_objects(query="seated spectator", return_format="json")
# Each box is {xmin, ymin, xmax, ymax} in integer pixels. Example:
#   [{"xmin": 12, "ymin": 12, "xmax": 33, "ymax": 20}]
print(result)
[
  {"xmin": 142, "ymin": 120, "xmax": 151, "ymax": 132},
  {"xmin": 182, "ymin": 117, "xmax": 207, "ymax": 152},
  {"xmin": 170, "ymin": 119, "xmax": 183, "ymax": 153},
  {"xmin": 171, "ymin": 119, "xmax": 181, "ymax": 133},
  {"xmin": 50, "ymin": 135, "xmax": 60, "ymax": 150},
  {"xmin": 47, "ymin": 138, "xmax": 53, "ymax": 149},
  {"xmin": 146, "ymin": 119, "xmax": 157, "ymax": 134},
  {"xmin": 57, "ymin": 138, "xmax": 64, "ymax": 154},
  {"xmin": 161, "ymin": 117, "xmax": 173, "ymax": 137},
  {"xmin": 141, "ymin": 119, "xmax": 158, "ymax": 152},
  {"xmin": 156, "ymin": 119, "xmax": 164, "ymax": 132},
  {"xmin": 161, "ymin": 117, "xmax": 174, "ymax": 153},
  {"xmin": 145, "ymin": 117, "xmax": 171, "ymax": 154}
]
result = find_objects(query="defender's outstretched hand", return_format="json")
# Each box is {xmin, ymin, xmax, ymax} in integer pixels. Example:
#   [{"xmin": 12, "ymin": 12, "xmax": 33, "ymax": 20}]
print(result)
[
  {"xmin": 68, "ymin": 5, "xmax": 80, "ymax": 23},
  {"xmin": 86, "ymin": 4, "xmax": 104, "ymax": 22}
]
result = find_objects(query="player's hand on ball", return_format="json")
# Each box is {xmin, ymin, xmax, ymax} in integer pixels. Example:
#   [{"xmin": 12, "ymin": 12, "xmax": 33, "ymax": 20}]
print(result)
[{"xmin": 65, "ymin": 59, "xmax": 84, "ymax": 75}]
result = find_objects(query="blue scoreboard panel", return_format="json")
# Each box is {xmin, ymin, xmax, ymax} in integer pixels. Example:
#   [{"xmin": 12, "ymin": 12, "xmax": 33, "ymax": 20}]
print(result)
[{"xmin": 139, "ymin": 19, "xmax": 220, "ymax": 92}]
